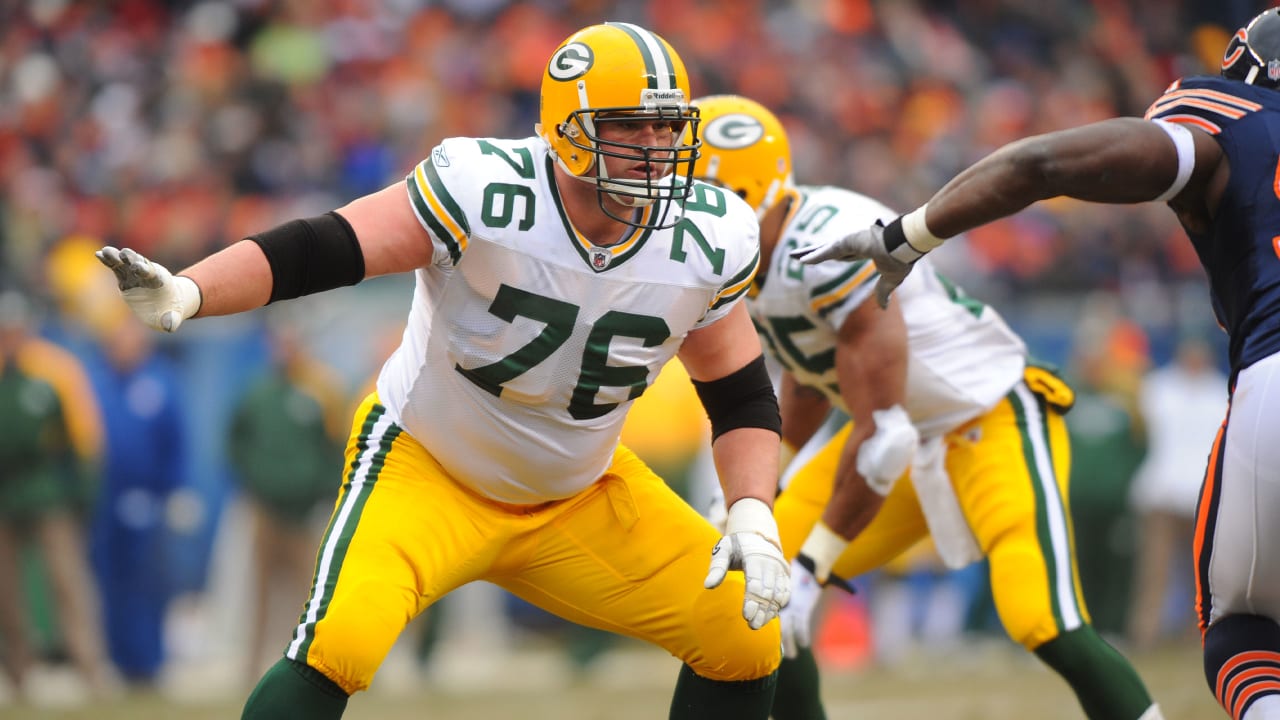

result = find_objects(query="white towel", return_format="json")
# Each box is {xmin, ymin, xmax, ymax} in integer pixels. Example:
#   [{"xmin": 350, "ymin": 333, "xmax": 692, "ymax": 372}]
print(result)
[{"xmin": 910, "ymin": 436, "xmax": 982, "ymax": 569}]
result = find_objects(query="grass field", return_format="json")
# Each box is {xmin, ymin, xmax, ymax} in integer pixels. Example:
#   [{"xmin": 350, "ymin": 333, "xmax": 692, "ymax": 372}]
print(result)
[{"xmin": 0, "ymin": 635, "xmax": 1221, "ymax": 720}]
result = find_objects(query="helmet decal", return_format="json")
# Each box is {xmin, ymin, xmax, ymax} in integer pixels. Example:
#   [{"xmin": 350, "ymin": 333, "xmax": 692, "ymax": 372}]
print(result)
[
  {"xmin": 548, "ymin": 42, "xmax": 594, "ymax": 82},
  {"xmin": 704, "ymin": 113, "xmax": 766, "ymax": 150},
  {"xmin": 1222, "ymin": 8, "xmax": 1280, "ymax": 89}
]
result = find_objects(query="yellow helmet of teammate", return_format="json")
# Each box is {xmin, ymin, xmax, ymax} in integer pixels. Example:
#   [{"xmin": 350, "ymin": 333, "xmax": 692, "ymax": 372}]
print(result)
[
  {"xmin": 538, "ymin": 22, "xmax": 700, "ymax": 228},
  {"xmin": 691, "ymin": 94, "xmax": 795, "ymax": 217}
]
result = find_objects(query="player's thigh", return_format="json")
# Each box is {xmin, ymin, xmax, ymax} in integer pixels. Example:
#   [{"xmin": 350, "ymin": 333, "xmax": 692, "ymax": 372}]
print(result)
[
  {"xmin": 497, "ymin": 445, "xmax": 780, "ymax": 682},
  {"xmin": 290, "ymin": 396, "xmax": 499, "ymax": 693},
  {"xmin": 1199, "ymin": 353, "xmax": 1280, "ymax": 630},
  {"xmin": 775, "ymin": 414, "xmax": 928, "ymax": 578},
  {"xmin": 953, "ymin": 386, "xmax": 1085, "ymax": 649}
]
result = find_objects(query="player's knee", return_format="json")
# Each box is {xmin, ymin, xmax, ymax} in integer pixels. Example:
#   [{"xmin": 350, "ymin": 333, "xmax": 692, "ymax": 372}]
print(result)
[
  {"xmin": 680, "ymin": 584, "xmax": 782, "ymax": 681},
  {"xmin": 303, "ymin": 587, "xmax": 417, "ymax": 693}
]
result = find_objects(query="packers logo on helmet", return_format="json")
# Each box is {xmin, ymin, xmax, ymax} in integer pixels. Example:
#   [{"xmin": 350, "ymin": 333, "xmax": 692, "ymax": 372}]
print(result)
[
  {"xmin": 548, "ymin": 43, "xmax": 594, "ymax": 81},
  {"xmin": 692, "ymin": 95, "xmax": 795, "ymax": 217},
  {"xmin": 704, "ymin": 114, "xmax": 766, "ymax": 150},
  {"xmin": 1222, "ymin": 7, "xmax": 1280, "ymax": 89},
  {"xmin": 538, "ymin": 22, "xmax": 700, "ymax": 230}
]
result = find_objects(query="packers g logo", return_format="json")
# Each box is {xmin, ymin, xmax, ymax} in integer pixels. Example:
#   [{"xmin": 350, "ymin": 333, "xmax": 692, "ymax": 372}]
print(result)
[
  {"xmin": 548, "ymin": 43, "xmax": 594, "ymax": 81},
  {"xmin": 702, "ymin": 113, "xmax": 765, "ymax": 149}
]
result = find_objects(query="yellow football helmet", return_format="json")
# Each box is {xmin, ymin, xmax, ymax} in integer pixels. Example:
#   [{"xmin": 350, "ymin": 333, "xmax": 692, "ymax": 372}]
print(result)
[
  {"xmin": 539, "ymin": 22, "xmax": 700, "ymax": 228},
  {"xmin": 692, "ymin": 95, "xmax": 795, "ymax": 217}
]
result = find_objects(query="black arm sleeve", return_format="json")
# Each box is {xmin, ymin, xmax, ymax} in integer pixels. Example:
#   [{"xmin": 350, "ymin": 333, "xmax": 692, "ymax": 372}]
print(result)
[
  {"xmin": 690, "ymin": 354, "xmax": 782, "ymax": 441},
  {"xmin": 248, "ymin": 211, "xmax": 366, "ymax": 304}
]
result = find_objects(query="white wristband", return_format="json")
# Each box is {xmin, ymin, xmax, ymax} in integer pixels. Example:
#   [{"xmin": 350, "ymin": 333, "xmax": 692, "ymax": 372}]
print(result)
[
  {"xmin": 799, "ymin": 522, "xmax": 849, "ymax": 581},
  {"xmin": 174, "ymin": 275, "xmax": 203, "ymax": 320},
  {"xmin": 725, "ymin": 497, "xmax": 781, "ymax": 547},
  {"xmin": 901, "ymin": 205, "xmax": 947, "ymax": 252}
]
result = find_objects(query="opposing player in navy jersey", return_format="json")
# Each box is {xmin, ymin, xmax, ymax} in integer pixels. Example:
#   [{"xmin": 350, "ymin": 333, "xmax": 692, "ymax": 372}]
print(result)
[{"xmin": 790, "ymin": 7, "xmax": 1280, "ymax": 720}]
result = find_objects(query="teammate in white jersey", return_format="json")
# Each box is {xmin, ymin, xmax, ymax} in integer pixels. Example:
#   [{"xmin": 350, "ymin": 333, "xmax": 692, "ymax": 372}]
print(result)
[
  {"xmin": 694, "ymin": 95, "xmax": 1162, "ymax": 720},
  {"xmin": 94, "ymin": 24, "xmax": 791, "ymax": 720}
]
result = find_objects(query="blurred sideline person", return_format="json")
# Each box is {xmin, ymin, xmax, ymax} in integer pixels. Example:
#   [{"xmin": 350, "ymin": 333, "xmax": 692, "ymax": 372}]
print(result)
[
  {"xmin": 1065, "ymin": 314, "xmax": 1150, "ymax": 638},
  {"xmin": 1128, "ymin": 335, "xmax": 1228, "ymax": 650},
  {"xmin": 83, "ymin": 309, "xmax": 189, "ymax": 686},
  {"xmin": 694, "ymin": 94, "xmax": 1162, "ymax": 720},
  {"xmin": 228, "ymin": 312, "xmax": 349, "ymax": 680},
  {"xmin": 0, "ymin": 289, "xmax": 115, "ymax": 700},
  {"xmin": 789, "ymin": 9, "xmax": 1280, "ymax": 719},
  {"xmin": 95, "ymin": 22, "xmax": 790, "ymax": 720}
]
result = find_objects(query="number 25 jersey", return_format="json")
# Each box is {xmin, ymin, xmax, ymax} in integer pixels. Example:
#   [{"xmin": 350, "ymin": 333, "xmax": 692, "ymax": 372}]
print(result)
[{"xmin": 375, "ymin": 136, "xmax": 760, "ymax": 504}]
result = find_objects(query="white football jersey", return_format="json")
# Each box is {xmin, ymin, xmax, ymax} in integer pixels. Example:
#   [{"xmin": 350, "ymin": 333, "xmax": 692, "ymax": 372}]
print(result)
[
  {"xmin": 376, "ymin": 136, "xmax": 760, "ymax": 503},
  {"xmin": 749, "ymin": 186, "xmax": 1026, "ymax": 438}
]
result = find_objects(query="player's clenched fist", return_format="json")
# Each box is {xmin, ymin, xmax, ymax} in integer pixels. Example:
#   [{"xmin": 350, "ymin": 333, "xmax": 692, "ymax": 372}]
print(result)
[
  {"xmin": 704, "ymin": 497, "xmax": 790, "ymax": 630},
  {"xmin": 95, "ymin": 246, "xmax": 202, "ymax": 333}
]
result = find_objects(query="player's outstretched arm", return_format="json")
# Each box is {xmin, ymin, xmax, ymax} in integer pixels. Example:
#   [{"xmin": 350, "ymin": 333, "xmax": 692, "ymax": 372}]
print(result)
[
  {"xmin": 96, "ymin": 181, "xmax": 434, "ymax": 331},
  {"xmin": 792, "ymin": 117, "xmax": 1222, "ymax": 305}
]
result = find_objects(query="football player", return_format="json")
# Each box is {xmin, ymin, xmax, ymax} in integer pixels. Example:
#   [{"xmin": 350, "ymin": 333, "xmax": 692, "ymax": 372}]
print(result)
[
  {"xmin": 694, "ymin": 94, "xmax": 1164, "ymax": 720},
  {"xmin": 96, "ymin": 23, "xmax": 790, "ymax": 720},
  {"xmin": 791, "ymin": 7, "xmax": 1280, "ymax": 719}
]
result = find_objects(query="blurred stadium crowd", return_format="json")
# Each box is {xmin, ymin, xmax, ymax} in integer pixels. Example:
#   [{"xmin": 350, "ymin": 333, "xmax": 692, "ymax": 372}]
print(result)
[{"xmin": 0, "ymin": 0, "xmax": 1258, "ymax": 708}]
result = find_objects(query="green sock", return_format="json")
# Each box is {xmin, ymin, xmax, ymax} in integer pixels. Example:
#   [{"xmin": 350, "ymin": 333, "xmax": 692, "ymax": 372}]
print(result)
[
  {"xmin": 1034, "ymin": 625, "xmax": 1152, "ymax": 720},
  {"xmin": 771, "ymin": 648, "xmax": 827, "ymax": 720},
  {"xmin": 669, "ymin": 663, "xmax": 777, "ymax": 720},
  {"xmin": 242, "ymin": 657, "xmax": 349, "ymax": 720}
]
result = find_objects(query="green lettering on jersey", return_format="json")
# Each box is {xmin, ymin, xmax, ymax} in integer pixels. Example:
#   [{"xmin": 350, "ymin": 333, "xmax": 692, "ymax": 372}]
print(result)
[
  {"xmin": 455, "ymin": 285, "xmax": 578, "ymax": 396},
  {"xmin": 455, "ymin": 284, "xmax": 672, "ymax": 418},
  {"xmin": 762, "ymin": 315, "xmax": 835, "ymax": 375},
  {"xmin": 482, "ymin": 183, "xmax": 536, "ymax": 231},
  {"xmin": 670, "ymin": 220, "xmax": 726, "ymax": 274},
  {"xmin": 570, "ymin": 310, "xmax": 670, "ymax": 420},
  {"xmin": 682, "ymin": 183, "xmax": 728, "ymax": 217},
  {"xmin": 795, "ymin": 204, "xmax": 838, "ymax": 233},
  {"xmin": 478, "ymin": 141, "xmax": 536, "ymax": 179},
  {"xmin": 934, "ymin": 271, "xmax": 986, "ymax": 319}
]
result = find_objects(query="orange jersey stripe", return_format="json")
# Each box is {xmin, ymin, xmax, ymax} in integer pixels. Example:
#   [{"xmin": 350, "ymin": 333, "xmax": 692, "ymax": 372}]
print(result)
[
  {"xmin": 1195, "ymin": 418, "xmax": 1228, "ymax": 632},
  {"xmin": 1156, "ymin": 87, "xmax": 1262, "ymax": 112},
  {"xmin": 1219, "ymin": 654, "xmax": 1280, "ymax": 703},
  {"xmin": 1155, "ymin": 114, "xmax": 1223, "ymax": 135},
  {"xmin": 1149, "ymin": 96, "xmax": 1248, "ymax": 120},
  {"xmin": 1232, "ymin": 678, "xmax": 1280, "ymax": 719}
]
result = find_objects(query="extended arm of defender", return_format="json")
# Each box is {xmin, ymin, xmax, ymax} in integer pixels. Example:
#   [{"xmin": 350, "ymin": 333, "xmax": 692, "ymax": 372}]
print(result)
[{"xmin": 792, "ymin": 118, "xmax": 1224, "ymax": 305}]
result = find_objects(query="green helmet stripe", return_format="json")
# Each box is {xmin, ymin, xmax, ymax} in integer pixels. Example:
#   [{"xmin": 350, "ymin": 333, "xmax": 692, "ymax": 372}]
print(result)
[{"xmin": 607, "ymin": 22, "xmax": 674, "ymax": 90}]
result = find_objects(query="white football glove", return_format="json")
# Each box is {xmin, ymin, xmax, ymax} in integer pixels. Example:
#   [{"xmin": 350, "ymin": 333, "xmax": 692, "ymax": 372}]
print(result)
[
  {"xmin": 790, "ymin": 209, "xmax": 943, "ymax": 309},
  {"xmin": 780, "ymin": 557, "xmax": 821, "ymax": 658},
  {"xmin": 704, "ymin": 498, "xmax": 790, "ymax": 631},
  {"xmin": 95, "ymin": 246, "xmax": 202, "ymax": 333}
]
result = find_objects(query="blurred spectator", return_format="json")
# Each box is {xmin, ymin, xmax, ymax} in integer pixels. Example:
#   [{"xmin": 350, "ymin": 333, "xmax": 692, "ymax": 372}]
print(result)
[
  {"xmin": 227, "ymin": 312, "xmax": 348, "ymax": 680},
  {"xmin": 82, "ymin": 311, "xmax": 189, "ymax": 686},
  {"xmin": 1127, "ymin": 335, "xmax": 1229, "ymax": 650},
  {"xmin": 1065, "ymin": 306, "xmax": 1150, "ymax": 638},
  {"xmin": 0, "ymin": 289, "xmax": 115, "ymax": 701}
]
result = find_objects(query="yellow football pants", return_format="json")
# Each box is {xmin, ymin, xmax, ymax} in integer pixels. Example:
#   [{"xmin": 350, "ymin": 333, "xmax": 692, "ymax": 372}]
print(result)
[
  {"xmin": 285, "ymin": 394, "xmax": 781, "ymax": 694},
  {"xmin": 775, "ymin": 379, "xmax": 1089, "ymax": 650}
]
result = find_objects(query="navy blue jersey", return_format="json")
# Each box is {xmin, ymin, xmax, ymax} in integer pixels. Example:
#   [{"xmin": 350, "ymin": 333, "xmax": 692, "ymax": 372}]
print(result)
[{"xmin": 1146, "ymin": 75, "xmax": 1280, "ymax": 378}]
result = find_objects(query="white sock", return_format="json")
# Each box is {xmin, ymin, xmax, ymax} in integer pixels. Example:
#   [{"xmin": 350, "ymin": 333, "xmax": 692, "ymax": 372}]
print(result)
[
  {"xmin": 1244, "ymin": 694, "xmax": 1280, "ymax": 720},
  {"xmin": 1137, "ymin": 703, "xmax": 1164, "ymax": 720}
]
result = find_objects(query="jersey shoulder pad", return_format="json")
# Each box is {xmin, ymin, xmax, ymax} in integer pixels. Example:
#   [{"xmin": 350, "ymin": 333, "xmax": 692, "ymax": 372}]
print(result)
[
  {"xmin": 678, "ymin": 181, "xmax": 761, "ymax": 312},
  {"xmin": 1143, "ymin": 75, "xmax": 1266, "ymax": 135},
  {"xmin": 789, "ymin": 187, "xmax": 898, "ymax": 319},
  {"xmin": 405, "ymin": 136, "xmax": 546, "ymax": 265}
]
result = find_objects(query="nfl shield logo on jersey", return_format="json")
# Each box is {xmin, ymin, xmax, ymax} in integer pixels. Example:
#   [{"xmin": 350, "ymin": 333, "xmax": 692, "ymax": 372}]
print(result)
[
  {"xmin": 591, "ymin": 250, "xmax": 610, "ymax": 270},
  {"xmin": 1270, "ymin": 59, "xmax": 1280, "ymax": 82}
]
